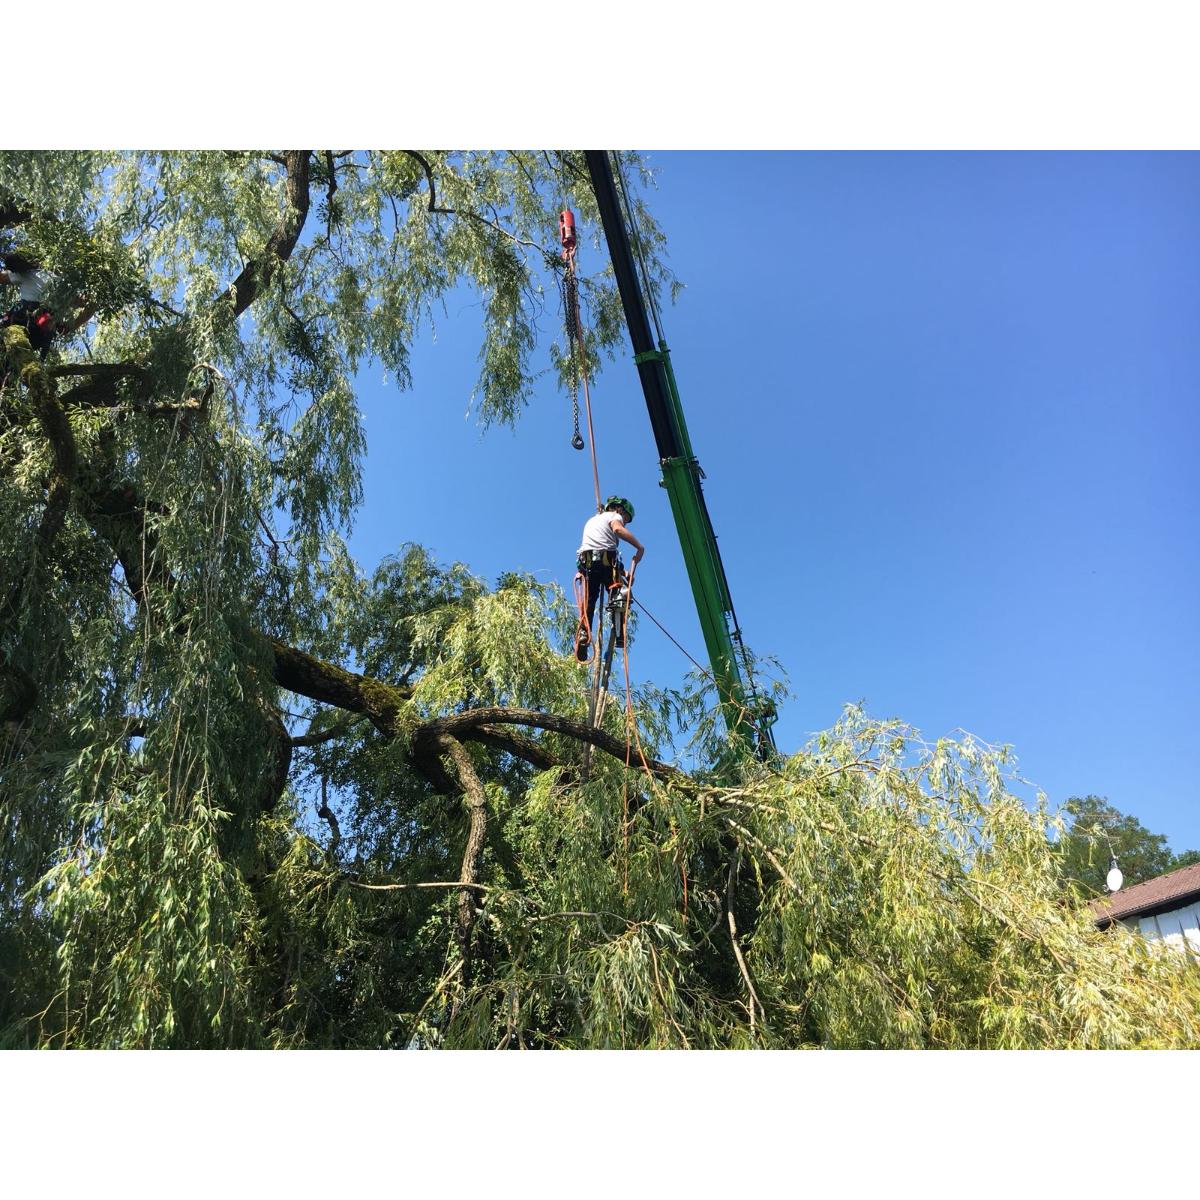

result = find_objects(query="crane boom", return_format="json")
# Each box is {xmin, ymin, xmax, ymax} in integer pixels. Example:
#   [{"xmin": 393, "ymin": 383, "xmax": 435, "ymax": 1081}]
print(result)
[{"xmin": 584, "ymin": 151, "xmax": 777, "ymax": 758}]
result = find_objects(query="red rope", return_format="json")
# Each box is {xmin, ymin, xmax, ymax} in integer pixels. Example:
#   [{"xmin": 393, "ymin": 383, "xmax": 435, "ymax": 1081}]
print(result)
[{"xmin": 572, "ymin": 571, "xmax": 595, "ymax": 663}]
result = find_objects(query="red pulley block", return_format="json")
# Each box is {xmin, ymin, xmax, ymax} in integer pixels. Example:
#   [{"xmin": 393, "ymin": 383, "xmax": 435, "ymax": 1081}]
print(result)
[{"xmin": 559, "ymin": 209, "xmax": 576, "ymax": 258}]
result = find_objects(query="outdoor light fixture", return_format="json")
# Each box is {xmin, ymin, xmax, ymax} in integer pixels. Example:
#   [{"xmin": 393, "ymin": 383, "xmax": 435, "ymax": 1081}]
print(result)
[{"xmin": 1106, "ymin": 856, "xmax": 1124, "ymax": 893}]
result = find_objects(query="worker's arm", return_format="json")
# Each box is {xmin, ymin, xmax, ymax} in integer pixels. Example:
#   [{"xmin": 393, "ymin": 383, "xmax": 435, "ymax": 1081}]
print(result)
[{"xmin": 610, "ymin": 519, "xmax": 644, "ymax": 564}]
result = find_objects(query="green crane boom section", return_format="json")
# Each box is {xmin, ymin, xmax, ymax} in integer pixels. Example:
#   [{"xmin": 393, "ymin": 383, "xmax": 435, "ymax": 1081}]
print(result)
[{"xmin": 584, "ymin": 151, "xmax": 777, "ymax": 758}]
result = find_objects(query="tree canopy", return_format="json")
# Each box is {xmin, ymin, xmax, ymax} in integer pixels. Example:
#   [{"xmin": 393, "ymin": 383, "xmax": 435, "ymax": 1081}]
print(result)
[
  {"xmin": 2, "ymin": 150, "xmax": 1199, "ymax": 1049},
  {"xmin": 1058, "ymin": 794, "xmax": 1200, "ymax": 891}
]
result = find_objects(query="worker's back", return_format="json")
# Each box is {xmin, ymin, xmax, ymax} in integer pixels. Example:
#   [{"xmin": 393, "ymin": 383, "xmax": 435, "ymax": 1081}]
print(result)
[{"xmin": 577, "ymin": 511, "xmax": 618, "ymax": 556}]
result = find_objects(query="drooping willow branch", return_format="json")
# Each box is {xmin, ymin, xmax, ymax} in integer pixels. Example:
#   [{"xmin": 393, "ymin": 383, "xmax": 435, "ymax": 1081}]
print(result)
[{"xmin": 403, "ymin": 150, "xmax": 555, "ymax": 261}]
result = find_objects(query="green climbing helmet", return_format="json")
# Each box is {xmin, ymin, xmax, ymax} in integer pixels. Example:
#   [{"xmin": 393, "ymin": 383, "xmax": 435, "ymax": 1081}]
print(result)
[{"xmin": 604, "ymin": 495, "xmax": 635, "ymax": 521}]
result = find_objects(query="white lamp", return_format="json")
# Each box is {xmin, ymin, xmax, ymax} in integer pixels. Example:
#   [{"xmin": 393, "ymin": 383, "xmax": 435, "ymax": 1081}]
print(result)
[{"xmin": 1106, "ymin": 855, "xmax": 1124, "ymax": 893}]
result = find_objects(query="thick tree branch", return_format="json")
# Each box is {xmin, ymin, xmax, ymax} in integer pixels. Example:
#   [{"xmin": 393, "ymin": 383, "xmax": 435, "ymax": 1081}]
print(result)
[
  {"xmin": 438, "ymin": 733, "xmax": 489, "ymax": 989},
  {"xmin": 56, "ymin": 363, "xmax": 152, "ymax": 409},
  {"xmin": 290, "ymin": 714, "xmax": 365, "ymax": 748},
  {"xmin": 0, "ymin": 198, "xmax": 32, "ymax": 226},
  {"xmin": 270, "ymin": 640, "xmax": 679, "ymax": 791},
  {"xmin": 228, "ymin": 152, "xmax": 312, "ymax": 318},
  {"xmin": 80, "ymin": 482, "xmax": 171, "ymax": 606},
  {"xmin": 268, "ymin": 639, "xmax": 409, "ymax": 735},
  {"xmin": 726, "ymin": 850, "xmax": 763, "ymax": 1035},
  {"xmin": 346, "ymin": 879, "xmax": 490, "ymax": 893},
  {"xmin": 467, "ymin": 724, "xmax": 559, "ymax": 772},
  {"xmin": 2, "ymin": 327, "xmax": 76, "ymax": 551},
  {"xmin": 422, "ymin": 707, "xmax": 681, "ymax": 782},
  {"xmin": 0, "ymin": 661, "xmax": 37, "ymax": 727},
  {"xmin": 261, "ymin": 706, "xmax": 293, "ymax": 815},
  {"xmin": 317, "ymin": 775, "xmax": 341, "ymax": 860}
]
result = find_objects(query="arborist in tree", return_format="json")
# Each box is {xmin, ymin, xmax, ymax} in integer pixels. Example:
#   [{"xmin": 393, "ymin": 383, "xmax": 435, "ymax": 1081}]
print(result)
[
  {"xmin": 0, "ymin": 240, "xmax": 58, "ymax": 359},
  {"xmin": 574, "ymin": 495, "xmax": 644, "ymax": 662}
]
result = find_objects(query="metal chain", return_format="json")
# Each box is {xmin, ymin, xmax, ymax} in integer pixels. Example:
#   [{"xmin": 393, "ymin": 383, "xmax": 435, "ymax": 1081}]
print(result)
[{"xmin": 562, "ymin": 267, "xmax": 585, "ymax": 450}]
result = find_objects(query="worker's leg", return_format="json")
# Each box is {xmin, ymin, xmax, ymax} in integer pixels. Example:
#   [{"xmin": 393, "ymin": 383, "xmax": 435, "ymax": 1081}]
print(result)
[
  {"xmin": 574, "ymin": 571, "xmax": 591, "ymax": 661},
  {"xmin": 575, "ymin": 557, "xmax": 605, "ymax": 661},
  {"xmin": 609, "ymin": 561, "xmax": 629, "ymax": 647},
  {"xmin": 586, "ymin": 560, "xmax": 609, "ymax": 631}
]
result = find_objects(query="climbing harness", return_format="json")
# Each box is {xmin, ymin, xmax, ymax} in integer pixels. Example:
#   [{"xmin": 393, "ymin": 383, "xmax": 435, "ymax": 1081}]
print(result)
[{"xmin": 0, "ymin": 301, "xmax": 57, "ymax": 359}]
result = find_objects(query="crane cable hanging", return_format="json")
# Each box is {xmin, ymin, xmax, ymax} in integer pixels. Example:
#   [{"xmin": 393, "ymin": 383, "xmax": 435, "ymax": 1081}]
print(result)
[
  {"xmin": 561, "ymin": 204, "xmax": 609, "ymax": 766},
  {"xmin": 561, "ymin": 199, "xmax": 693, "ymax": 914},
  {"xmin": 559, "ymin": 208, "xmax": 602, "ymax": 514},
  {"xmin": 560, "ymin": 200, "xmax": 677, "ymax": 837}
]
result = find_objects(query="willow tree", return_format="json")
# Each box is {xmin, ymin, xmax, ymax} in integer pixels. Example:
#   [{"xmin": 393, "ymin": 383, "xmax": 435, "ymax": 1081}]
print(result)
[{"xmin": 2, "ymin": 151, "xmax": 1197, "ymax": 1049}]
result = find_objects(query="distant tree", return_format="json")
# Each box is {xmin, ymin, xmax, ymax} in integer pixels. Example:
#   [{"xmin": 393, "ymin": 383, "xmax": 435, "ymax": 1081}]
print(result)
[
  {"xmin": 3, "ymin": 153, "xmax": 1200, "ymax": 1049},
  {"xmin": 1059, "ymin": 795, "xmax": 1200, "ymax": 890},
  {"xmin": 1169, "ymin": 849, "xmax": 1200, "ymax": 871}
]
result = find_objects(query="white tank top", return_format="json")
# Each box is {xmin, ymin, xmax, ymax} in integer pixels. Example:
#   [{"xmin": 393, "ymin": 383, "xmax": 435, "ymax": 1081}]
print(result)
[
  {"xmin": 7, "ymin": 267, "xmax": 50, "ymax": 305},
  {"xmin": 577, "ymin": 511, "xmax": 621, "ymax": 555}
]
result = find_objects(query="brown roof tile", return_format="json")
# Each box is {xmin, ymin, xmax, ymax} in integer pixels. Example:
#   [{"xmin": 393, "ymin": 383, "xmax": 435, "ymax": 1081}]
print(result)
[{"xmin": 1092, "ymin": 860, "xmax": 1200, "ymax": 926}]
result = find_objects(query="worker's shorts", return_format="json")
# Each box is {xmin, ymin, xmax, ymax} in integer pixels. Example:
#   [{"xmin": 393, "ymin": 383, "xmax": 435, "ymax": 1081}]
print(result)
[{"xmin": 576, "ymin": 550, "xmax": 624, "ymax": 632}]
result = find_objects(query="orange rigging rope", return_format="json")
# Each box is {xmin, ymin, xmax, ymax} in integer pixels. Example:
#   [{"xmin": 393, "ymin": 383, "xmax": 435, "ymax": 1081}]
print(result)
[{"xmin": 561, "ymin": 213, "xmax": 684, "ymax": 910}]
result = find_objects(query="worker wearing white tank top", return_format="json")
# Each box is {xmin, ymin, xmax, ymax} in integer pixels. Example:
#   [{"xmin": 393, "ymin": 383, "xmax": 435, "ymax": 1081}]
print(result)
[{"xmin": 574, "ymin": 495, "xmax": 644, "ymax": 661}]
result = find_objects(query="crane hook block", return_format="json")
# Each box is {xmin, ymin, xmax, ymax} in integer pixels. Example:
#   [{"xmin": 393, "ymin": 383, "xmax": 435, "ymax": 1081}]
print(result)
[
  {"xmin": 571, "ymin": 432, "xmax": 585, "ymax": 451},
  {"xmin": 559, "ymin": 209, "xmax": 577, "ymax": 259}
]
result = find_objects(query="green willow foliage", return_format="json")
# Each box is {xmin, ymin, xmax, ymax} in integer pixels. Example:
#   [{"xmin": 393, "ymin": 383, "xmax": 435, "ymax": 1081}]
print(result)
[{"xmin": 2, "ymin": 152, "xmax": 1198, "ymax": 1049}]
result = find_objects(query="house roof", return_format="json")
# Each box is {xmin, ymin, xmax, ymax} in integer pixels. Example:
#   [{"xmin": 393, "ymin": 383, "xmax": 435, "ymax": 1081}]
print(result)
[{"xmin": 1092, "ymin": 860, "xmax": 1200, "ymax": 927}]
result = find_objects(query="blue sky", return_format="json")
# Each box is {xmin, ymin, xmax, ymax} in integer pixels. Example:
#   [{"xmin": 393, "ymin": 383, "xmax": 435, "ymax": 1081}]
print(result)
[{"xmin": 345, "ymin": 152, "xmax": 1200, "ymax": 852}]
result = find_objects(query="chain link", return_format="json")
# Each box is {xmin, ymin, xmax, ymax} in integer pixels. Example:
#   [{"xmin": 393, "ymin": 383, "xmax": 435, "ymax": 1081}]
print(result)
[{"xmin": 562, "ymin": 266, "xmax": 585, "ymax": 450}]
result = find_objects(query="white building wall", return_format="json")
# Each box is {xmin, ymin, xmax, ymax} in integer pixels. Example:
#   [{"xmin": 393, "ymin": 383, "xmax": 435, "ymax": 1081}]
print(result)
[{"xmin": 1131, "ymin": 900, "xmax": 1200, "ymax": 955}]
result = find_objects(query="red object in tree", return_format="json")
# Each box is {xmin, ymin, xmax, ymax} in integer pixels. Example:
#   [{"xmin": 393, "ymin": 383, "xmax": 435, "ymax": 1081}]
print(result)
[{"xmin": 559, "ymin": 209, "xmax": 577, "ymax": 259}]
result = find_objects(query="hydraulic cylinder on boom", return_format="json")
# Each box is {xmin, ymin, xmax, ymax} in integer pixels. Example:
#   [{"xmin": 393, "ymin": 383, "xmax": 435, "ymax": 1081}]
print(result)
[{"xmin": 583, "ymin": 151, "xmax": 778, "ymax": 760}]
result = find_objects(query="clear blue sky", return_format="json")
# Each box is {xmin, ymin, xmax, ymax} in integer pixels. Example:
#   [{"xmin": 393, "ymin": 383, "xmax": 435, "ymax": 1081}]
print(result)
[{"xmin": 345, "ymin": 152, "xmax": 1200, "ymax": 852}]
